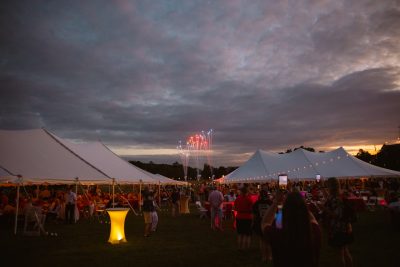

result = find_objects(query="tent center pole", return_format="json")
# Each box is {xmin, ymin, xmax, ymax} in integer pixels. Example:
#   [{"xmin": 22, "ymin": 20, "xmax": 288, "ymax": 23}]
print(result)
[
  {"xmin": 112, "ymin": 178, "xmax": 115, "ymax": 208},
  {"xmin": 139, "ymin": 180, "xmax": 142, "ymax": 212},
  {"xmin": 14, "ymin": 181, "xmax": 21, "ymax": 235}
]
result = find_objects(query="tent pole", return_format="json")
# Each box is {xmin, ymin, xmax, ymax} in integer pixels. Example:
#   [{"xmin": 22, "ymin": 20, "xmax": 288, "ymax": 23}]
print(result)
[
  {"xmin": 14, "ymin": 181, "xmax": 21, "ymax": 235},
  {"xmin": 75, "ymin": 177, "xmax": 79, "ymax": 195},
  {"xmin": 139, "ymin": 180, "xmax": 142, "ymax": 212},
  {"xmin": 112, "ymin": 178, "xmax": 115, "ymax": 208}
]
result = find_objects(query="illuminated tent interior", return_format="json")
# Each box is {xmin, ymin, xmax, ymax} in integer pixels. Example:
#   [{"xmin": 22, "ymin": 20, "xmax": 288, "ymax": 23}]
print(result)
[{"xmin": 220, "ymin": 147, "xmax": 400, "ymax": 184}]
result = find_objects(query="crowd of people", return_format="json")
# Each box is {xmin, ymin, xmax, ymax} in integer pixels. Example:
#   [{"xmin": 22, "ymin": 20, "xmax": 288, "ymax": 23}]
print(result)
[
  {"xmin": 1, "ymin": 177, "xmax": 400, "ymax": 266},
  {"xmin": 200, "ymin": 177, "xmax": 400, "ymax": 267},
  {"xmin": 0, "ymin": 184, "xmax": 191, "ymax": 221}
]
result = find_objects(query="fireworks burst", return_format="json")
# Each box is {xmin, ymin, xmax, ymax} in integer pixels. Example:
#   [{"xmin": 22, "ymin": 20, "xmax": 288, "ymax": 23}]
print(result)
[{"xmin": 178, "ymin": 129, "xmax": 214, "ymax": 181}]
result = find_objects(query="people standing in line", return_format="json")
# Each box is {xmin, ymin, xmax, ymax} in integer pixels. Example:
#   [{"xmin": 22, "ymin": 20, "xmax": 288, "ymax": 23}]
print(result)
[
  {"xmin": 262, "ymin": 191, "xmax": 321, "ymax": 267},
  {"xmin": 234, "ymin": 186, "xmax": 254, "ymax": 250},
  {"xmin": 64, "ymin": 186, "xmax": 77, "ymax": 224},
  {"xmin": 208, "ymin": 186, "xmax": 224, "ymax": 231},
  {"xmin": 171, "ymin": 188, "xmax": 180, "ymax": 217},
  {"xmin": 142, "ymin": 188, "xmax": 155, "ymax": 237},
  {"xmin": 252, "ymin": 189, "xmax": 273, "ymax": 263},
  {"xmin": 323, "ymin": 177, "xmax": 354, "ymax": 267}
]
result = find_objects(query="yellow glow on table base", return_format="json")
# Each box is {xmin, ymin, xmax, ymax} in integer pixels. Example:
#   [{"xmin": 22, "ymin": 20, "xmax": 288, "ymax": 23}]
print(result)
[{"xmin": 106, "ymin": 208, "xmax": 129, "ymax": 244}]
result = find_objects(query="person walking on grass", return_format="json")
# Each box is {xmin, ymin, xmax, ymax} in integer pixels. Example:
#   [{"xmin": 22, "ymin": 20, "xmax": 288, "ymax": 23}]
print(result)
[
  {"xmin": 171, "ymin": 188, "xmax": 180, "ymax": 217},
  {"xmin": 234, "ymin": 185, "xmax": 253, "ymax": 250},
  {"xmin": 208, "ymin": 186, "xmax": 224, "ymax": 231},
  {"xmin": 64, "ymin": 186, "xmax": 77, "ymax": 224},
  {"xmin": 142, "ymin": 188, "xmax": 154, "ymax": 237},
  {"xmin": 151, "ymin": 193, "xmax": 160, "ymax": 232},
  {"xmin": 252, "ymin": 189, "xmax": 272, "ymax": 263},
  {"xmin": 323, "ymin": 177, "xmax": 354, "ymax": 267}
]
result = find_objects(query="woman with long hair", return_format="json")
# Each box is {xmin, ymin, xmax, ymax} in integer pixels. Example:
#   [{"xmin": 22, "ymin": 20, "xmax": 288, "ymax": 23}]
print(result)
[
  {"xmin": 252, "ymin": 189, "xmax": 272, "ymax": 262},
  {"xmin": 262, "ymin": 191, "xmax": 321, "ymax": 267}
]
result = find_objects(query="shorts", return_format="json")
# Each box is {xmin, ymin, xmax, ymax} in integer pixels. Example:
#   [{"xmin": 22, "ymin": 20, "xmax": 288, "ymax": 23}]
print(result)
[
  {"xmin": 143, "ymin": 212, "xmax": 153, "ymax": 224},
  {"xmin": 236, "ymin": 219, "xmax": 252, "ymax": 236}
]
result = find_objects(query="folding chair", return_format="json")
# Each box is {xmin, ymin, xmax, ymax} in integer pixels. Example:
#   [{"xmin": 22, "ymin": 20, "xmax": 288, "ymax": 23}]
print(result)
[
  {"xmin": 23, "ymin": 207, "xmax": 46, "ymax": 236},
  {"xmin": 195, "ymin": 201, "xmax": 208, "ymax": 219}
]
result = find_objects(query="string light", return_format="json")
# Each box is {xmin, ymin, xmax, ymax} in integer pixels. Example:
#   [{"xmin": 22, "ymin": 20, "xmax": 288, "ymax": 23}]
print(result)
[{"xmin": 226, "ymin": 150, "xmax": 351, "ymax": 182}]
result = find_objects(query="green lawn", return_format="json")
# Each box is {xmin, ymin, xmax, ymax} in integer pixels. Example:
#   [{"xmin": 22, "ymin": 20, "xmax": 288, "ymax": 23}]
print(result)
[{"xmin": 1, "ymin": 206, "xmax": 399, "ymax": 267}]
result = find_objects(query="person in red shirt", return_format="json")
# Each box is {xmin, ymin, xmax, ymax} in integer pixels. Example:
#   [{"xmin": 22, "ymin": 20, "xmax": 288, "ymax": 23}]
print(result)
[{"xmin": 234, "ymin": 185, "xmax": 254, "ymax": 250}]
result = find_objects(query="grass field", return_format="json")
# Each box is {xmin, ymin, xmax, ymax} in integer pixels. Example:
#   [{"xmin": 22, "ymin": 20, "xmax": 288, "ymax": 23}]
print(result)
[{"xmin": 1, "ymin": 205, "xmax": 399, "ymax": 267}]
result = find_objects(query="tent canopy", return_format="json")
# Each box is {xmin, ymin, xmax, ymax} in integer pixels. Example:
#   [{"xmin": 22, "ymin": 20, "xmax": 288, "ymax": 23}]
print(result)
[
  {"xmin": 52, "ymin": 136, "xmax": 158, "ymax": 184},
  {"xmin": 54, "ymin": 135, "xmax": 187, "ymax": 185},
  {"xmin": 0, "ymin": 129, "xmax": 184, "ymax": 186},
  {"xmin": 0, "ymin": 129, "xmax": 110, "ymax": 184},
  {"xmin": 220, "ymin": 147, "xmax": 400, "ymax": 184}
]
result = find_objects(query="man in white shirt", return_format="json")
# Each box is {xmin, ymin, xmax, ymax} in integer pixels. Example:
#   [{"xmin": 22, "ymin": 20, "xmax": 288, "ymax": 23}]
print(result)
[
  {"xmin": 208, "ymin": 186, "xmax": 224, "ymax": 230},
  {"xmin": 65, "ymin": 186, "xmax": 77, "ymax": 224}
]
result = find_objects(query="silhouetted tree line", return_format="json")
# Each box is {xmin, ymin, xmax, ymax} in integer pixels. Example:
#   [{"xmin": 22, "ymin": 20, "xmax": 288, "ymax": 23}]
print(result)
[
  {"xmin": 355, "ymin": 143, "xmax": 400, "ymax": 171},
  {"xmin": 129, "ymin": 161, "xmax": 238, "ymax": 181},
  {"xmin": 129, "ymin": 143, "xmax": 400, "ymax": 180},
  {"xmin": 279, "ymin": 145, "xmax": 318, "ymax": 154}
]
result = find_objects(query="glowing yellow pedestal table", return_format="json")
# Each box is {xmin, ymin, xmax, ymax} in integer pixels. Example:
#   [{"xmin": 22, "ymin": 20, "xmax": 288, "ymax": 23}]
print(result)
[
  {"xmin": 180, "ymin": 196, "xmax": 190, "ymax": 214},
  {"xmin": 106, "ymin": 208, "xmax": 129, "ymax": 244}
]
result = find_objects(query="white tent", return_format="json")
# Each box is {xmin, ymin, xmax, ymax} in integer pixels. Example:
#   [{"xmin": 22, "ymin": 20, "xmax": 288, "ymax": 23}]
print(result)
[
  {"xmin": 0, "ymin": 129, "xmax": 110, "ymax": 184},
  {"xmin": 53, "ymin": 136, "xmax": 189, "ymax": 186},
  {"xmin": 220, "ymin": 147, "xmax": 400, "ymax": 184},
  {"xmin": 51, "ymin": 136, "xmax": 158, "ymax": 185},
  {"xmin": 0, "ymin": 129, "xmax": 113, "ymax": 234}
]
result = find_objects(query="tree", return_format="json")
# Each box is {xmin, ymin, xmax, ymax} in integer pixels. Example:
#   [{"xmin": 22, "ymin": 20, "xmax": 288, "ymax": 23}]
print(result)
[
  {"xmin": 355, "ymin": 149, "xmax": 375, "ymax": 163},
  {"xmin": 374, "ymin": 144, "xmax": 400, "ymax": 171},
  {"xmin": 201, "ymin": 164, "xmax": 212, "ymax": 180},
  {"xmin": 128, "ymin": 161, "xmax": 238, "ymax": 180},
  {"xmin": 283, "ymin": 146, "xmax": 315, "ymax": 153},
  {"xmin": 293, "ymin": 146, "xmax": 315, "ymax": 152}
]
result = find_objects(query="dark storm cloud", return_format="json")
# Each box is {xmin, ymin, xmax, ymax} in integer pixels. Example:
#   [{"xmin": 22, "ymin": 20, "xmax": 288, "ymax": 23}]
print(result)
[{"xmin": 1, "ymin": 0, "xmax": 399, "ymax": 166}]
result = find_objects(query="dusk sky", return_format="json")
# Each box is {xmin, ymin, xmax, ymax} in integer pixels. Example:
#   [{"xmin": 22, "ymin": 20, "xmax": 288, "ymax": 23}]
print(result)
[{"xmin": 1, "ymin": 0, "xmax": 399, "ymax": 167}]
